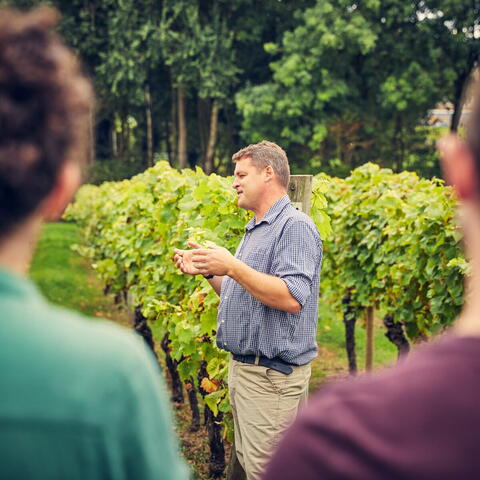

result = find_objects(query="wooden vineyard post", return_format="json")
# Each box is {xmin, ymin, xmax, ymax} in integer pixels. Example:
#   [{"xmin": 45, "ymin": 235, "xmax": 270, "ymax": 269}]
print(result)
[
  {"xmin": 289, "ymin": 175, "xmax": 313, "ymax": 214},
  {"xmin": 365, "ymin": 306, "xmax": 375, "ymax": 371},
  {"xmin": 226, "ymin": 175, "xmax": 313, "ymax": 480}
]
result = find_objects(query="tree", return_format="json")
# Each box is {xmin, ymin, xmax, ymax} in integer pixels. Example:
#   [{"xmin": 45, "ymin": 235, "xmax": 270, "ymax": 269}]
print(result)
[
  {"xmin": 159, "ymin": 0, "xmax": 309, "ymax": 173},
  {"xmin": 421, "ymin": 0, "xmax": 480, "ymax": 132},
  {"xmin": 236, "ymin": 0, "xmax": 480, "ymax": 176}
]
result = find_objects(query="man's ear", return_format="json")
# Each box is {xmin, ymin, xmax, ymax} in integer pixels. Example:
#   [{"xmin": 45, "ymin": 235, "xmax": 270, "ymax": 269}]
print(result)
[
  {"xmin": 264, "ymin": 165, "xmax": 275, "ymax": 183},
  {"xmin": 41, "ymin": 161, "xmax": 82, "ymax": 221},
  {"xmin": 439, "ymin": 134, "xmax": 479, "ymax": 201}
]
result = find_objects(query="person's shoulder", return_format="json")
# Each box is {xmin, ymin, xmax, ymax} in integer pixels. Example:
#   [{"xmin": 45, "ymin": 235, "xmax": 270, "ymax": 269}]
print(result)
[
  {"xmin": 39, "ymin": 302, "xmax": 157, "ymax": 384},
  {"xmin": 281, "ymin": 207, "xmax": 322, "ymax": 245},
  {"xmin": 305, "ymin": 334, "xmax": 480, "ymax": 424},
  {"xmin": 265, "ymin": 335, "xmax": 480, "ymax": 480},
  {"xmin": 283, "ymin": 205, "xmax": 319, "ymax": 230}
]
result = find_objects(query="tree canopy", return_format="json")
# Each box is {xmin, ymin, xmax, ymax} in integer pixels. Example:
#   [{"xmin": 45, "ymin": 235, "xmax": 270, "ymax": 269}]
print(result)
[{"xmin": 2, "ymin": 0, "xmax": 478, "ymax": 180}]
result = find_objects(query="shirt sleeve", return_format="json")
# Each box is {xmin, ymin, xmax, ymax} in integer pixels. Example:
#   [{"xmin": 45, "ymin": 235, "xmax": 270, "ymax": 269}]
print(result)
[
  {"xmin": 114, "ymin": 334, "xmax": 190, "ymax": 480},
  {"xmin": 272, "ymin": 220, "xmax": 322, "ymax": 307}
]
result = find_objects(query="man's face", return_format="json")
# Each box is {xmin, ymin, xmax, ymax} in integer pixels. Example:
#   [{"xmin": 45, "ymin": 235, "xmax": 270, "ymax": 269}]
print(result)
[{"xmin": 232, "ymin": 156, "xmax": 266, "ymax": 211}]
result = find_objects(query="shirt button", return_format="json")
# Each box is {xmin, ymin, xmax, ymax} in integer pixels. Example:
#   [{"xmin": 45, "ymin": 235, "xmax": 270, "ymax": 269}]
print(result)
[{"xmin": 224, "ymin": 296, "xmax": 228, "ymax": 300}]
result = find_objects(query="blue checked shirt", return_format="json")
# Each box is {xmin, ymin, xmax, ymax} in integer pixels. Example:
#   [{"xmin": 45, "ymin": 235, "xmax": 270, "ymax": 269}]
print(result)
[{"xmin": 216, "ymin": 195, "xmax": 322, "ymax": 365}]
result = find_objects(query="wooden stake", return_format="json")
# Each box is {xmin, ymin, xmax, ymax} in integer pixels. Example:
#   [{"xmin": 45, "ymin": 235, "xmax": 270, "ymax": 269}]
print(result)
[{"xmin": 288, "ymin": 175, "xmax": 313, "ymax": 215}]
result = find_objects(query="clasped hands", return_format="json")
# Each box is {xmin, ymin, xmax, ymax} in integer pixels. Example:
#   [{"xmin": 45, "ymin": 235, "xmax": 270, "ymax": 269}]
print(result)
[{"xmin": 173, "ymin": 241, "xmax": 236, "ymax": 277}]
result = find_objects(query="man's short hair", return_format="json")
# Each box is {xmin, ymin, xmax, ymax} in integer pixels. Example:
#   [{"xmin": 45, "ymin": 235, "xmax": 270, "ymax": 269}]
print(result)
[
  {"xmin": 232, "ymin": 140, "xmax": 290, "ymax": 189},
  {"xmin": 0, "ymin": 6, "xmax": 93, "ymax": 237}
]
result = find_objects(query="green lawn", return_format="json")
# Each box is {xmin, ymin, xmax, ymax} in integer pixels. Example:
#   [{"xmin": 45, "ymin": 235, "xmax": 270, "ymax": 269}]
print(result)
[{"xmin": 29, "ymin": 222, "xmax": 126, "ymax": 322}]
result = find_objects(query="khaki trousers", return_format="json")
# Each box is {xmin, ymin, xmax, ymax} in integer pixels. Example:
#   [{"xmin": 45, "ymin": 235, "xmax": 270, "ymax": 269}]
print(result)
[{"xmin": 228, "ymin": 356, "xmax": 311, "ymax": 480}]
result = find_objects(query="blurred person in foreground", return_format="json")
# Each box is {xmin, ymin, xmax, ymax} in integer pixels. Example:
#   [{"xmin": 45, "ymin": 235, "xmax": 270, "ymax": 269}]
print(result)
[
  {"xmin": 0, "ymin": 7, "xmax": 188, "ymax": 479},
  {"xmin": 263, "ymin": 85, "xmax": 480, "ymax": 480}
]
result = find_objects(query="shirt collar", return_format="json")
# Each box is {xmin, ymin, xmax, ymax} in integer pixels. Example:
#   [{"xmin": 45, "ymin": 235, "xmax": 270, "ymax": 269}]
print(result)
[{"xmin": 245, "ymin": 194, "xmax": 291, "ymax": 231}]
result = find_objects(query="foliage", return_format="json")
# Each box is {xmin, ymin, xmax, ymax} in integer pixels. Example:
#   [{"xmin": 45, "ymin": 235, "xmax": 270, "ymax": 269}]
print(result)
[
  {"xmin": 321, "ymin": 163, "xmax": 464, "ymax": 339},
  {"xmin": 236, "ymin": 0, "xmax": 479, "ymax": 176},
  {"xmin": 4, "ymin": 0, "xmax": 476, "ymax": 177}
]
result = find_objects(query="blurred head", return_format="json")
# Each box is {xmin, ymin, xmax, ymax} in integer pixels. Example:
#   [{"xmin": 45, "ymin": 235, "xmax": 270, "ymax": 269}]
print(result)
[
  {"xmin": 466, "ymin": 87, "xmax": 480, "ymax": 188},
  {"xmin": 438, "ymin": 85, "xmax": 480, "ymax": 203},
  {"xmin": 0, "ymin": 6, "xmax": 93, "ymax": 239},
  {"xmin": 231, "ymin": 141, "xmax": 290, "ymax": 211}
]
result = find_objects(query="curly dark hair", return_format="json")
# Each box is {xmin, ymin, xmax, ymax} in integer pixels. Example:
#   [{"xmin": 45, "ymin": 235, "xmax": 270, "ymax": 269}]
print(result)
[{"xmin": 0, "ymin": 6, "xmax": 93, "ymax": 236}]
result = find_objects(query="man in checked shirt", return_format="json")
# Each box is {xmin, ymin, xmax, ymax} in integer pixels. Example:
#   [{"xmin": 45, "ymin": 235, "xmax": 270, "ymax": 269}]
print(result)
[{"xmin": 174, "ymin": 140, "xmax": 322, "ymax": 480}]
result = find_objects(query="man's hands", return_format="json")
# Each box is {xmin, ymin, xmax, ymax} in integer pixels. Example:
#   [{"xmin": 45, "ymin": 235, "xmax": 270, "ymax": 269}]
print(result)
[
  {"xmin": 174, "ymin": 241, "xmax": 236, "ymax": 277},
  {"xmin": 191, "ymin": 245, "xmax": 237, "ymax": 277},
  {"xmin": 173, "ymin": 241, "xmax": 203, "ymax": 275},
  {"xmin": 173, "ymin": 241, "xmax": 301, "ymax": 312}
]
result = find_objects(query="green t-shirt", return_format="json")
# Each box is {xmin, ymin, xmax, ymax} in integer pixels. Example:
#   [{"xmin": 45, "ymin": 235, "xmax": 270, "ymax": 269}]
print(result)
[{"xmin": 0, "ymin": 269, "xmax": 189, "ymax": 480}]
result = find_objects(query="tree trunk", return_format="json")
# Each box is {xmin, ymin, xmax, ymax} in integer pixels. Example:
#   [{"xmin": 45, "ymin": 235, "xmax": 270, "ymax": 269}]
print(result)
[
  {"xmin": 160, "ymin": 333, "xmax": 184, "ymax": 403},
  {"xmin": 185, "ymin": 378, "xmax": 200, "ymax": 432},
  {"xmin": 197, "ymin": 96, "xmax": 209, "ymax": 167},
  {"xmin": 342, "ymin": 290, "xmax": 357, "ymax": 375},
  {"xmin": 205, "ymin": 98, "xmax": 220, "ymax": 174},
  {"xmin": 224, "ymin": 104, "xmax": 239, "ymax": 175},
  {"xmin": 198, "ymin": 362, "xmax": 226, "ymax": 478},
  {"xmin": 119, "ymin": 115, "xmax": 126, "ymax": 159},
  {"xmin": 170, "ymin": 85, "xmax": 177, "ymax": 166},
  {"xmin": 394, "ymin": 115, "xmax": 403, "ymax": 172},
  {"xmin": 165, "ymin": 116, "xmax": 173, "ymax": 167},
  {"xmin": 111, "ymin": 120, "xmax": 118, "ymax": 158},
  {"xmin": 88, "ymin": 106, "xmax": 95, "ymax": 164},
  {"xmin": 145, "ymin": 83, "xmax": 154, "ymax": 167},
  {"xmin": 133, "ymin": 306, "xmax": 157, "ymax": 358},
  {"xmin": 205, "ymin": 407, "xmax": 226, "ymax": 478},
  {"xmin": 365, "ymin": 306, "xmax": 374, "ymax": 372},
  {"xmin": 383, "ymin": 314, "xmax": 410, "ymax": 360},
  {"xmin": 126, "ymin": 115, "xmax": 132, "ymax": 154},
  {"xmin": 177, "ymin": 86, "xmax": 187, "ymax": 169}
]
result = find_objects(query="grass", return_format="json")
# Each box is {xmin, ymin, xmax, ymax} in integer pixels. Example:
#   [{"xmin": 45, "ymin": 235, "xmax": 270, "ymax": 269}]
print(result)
[
  {"xmin": 310, "ymin": 303, "xmax": 398, "ymax": 390},
  {"xmin": 29, "ymin": 221, "xmax": 130, "ymax": 324}
]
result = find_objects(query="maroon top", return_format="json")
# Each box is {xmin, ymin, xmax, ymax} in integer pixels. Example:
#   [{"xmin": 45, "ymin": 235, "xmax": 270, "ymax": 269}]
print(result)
[{"xmin": 264, "ymin": 335, "xmax": 480, "ymax": 480}]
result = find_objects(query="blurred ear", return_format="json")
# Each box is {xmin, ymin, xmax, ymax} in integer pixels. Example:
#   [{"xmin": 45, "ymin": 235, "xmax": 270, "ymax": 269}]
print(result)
[
  {"xmin": 41, "ymin": 161, "xmax": 81, "ymax": 221},
  {"xmin": 438, "ymin": 134, "xmax": 478, "ymax": 201}
]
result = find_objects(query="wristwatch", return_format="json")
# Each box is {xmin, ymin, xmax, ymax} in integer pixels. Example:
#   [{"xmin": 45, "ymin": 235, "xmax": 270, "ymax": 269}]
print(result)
[{"xmin": 203, "ymin": 274, "xmax": 214, "ymax": 279}]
